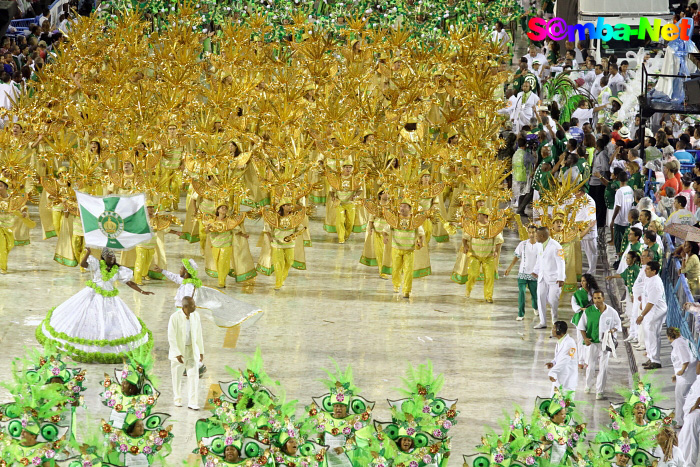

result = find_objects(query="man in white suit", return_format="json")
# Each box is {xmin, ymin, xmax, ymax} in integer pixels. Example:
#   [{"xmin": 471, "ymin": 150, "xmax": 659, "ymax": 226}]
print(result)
[
  {"xmin": 168, "ymin": 296, "xmax": 204, "ymax": 410},
  {"xmin": 546, "ymin": 321, "xmax": 578, "ymax": 396},
  {"xmin": 532, "ymin": 226, "xmax": 565, "ymax": 329}
]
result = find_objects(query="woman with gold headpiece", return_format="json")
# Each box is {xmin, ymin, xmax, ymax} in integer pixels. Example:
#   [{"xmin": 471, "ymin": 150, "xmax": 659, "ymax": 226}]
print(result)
[
  {"xmin": 120, "ymin": 200, "xmax": 181, "ymax": 285},
  {"xmin": 0, "ymin": 175, "xmax": 30, "ymax": 273},
  {"xmin": 262, "ymin": 199, "xmax": 306, "ymax": 290},
  {"xmin": 324, "ymin": 158, "xmax": 366, "ymax": 244},
  {"xmin": 462, "ymin": 206, "xmax": 505, "ymax": 303},
  {"xmin": 360, "ymin": 189, "xmax": 391, "ymax": 279},
  {"xmin": 416, "ymin": 169, "xmax": 449, "ymax": 244},
  {"xmin": 382, "ymin": 199, "xmax": 426, "ymax": 299},
  {"xmin": 202, "ymin": 202, "xmax": 256, "ymax": 288},
  {"xmin": 159, "ymin": 119, "xmax": 185, "ymax": 212}
]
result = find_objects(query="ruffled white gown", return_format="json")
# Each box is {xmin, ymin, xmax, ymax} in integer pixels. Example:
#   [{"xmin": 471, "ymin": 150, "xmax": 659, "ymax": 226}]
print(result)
[{"xmin": 37, "ymin": 256, "xmax": 151, "ymax": 363}]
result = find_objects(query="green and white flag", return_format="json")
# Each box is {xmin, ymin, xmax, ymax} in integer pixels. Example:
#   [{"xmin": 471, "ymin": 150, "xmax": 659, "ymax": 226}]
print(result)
[{"xmin": 76, "ymin": 191, "xmax": 153, "ymax": 250}]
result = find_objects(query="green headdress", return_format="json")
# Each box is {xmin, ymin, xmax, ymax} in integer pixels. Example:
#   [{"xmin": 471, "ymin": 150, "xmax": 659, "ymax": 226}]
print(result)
[
  {"xmin": 120, "ymin": 345, "xmax": 158, "ymax": 393},
  {"xmin": 219, "ymin": 348, "xmax": 279, "ymax": 406},
  {"xmin": 182, "ymin": 258, "xmax": 203, "ymax": 288},
  {"xmin": 535, "ymin": 386, "xmax": 577, "ymax": 418},
  {"xmin": 389, "ymin": 361, "xmax": 458, "ymax": 434},
  {"xmin": 613, "ymin": 374, "xmax": 672, "ymax": 422},
  {"xmin": 465, "ymin": 425, "xmax": 530, "ymax": 467},
  {"xmin": 316, "ymin": 359, "xmax": 373, "ymax": 412},
  {"xmin": 374, "ymin": 405, "xmax": 443, "ymax": 450}
]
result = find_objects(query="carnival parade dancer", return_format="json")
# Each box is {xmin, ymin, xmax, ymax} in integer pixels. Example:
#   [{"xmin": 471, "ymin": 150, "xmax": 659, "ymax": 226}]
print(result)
[
  {"xmin": 37, "ymin": 248, "xmax": 154, "ymax": 363},
  {"xmin": 155, "ymin": 257, "xmax": 262, "ymax": 328}
]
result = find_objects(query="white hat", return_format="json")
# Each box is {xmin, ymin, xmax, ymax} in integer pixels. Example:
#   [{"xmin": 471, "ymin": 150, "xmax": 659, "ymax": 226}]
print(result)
[
  {"xmin": 645, "ymin": 128, "xmax": 653, "ymax": 138},
  {"xmin": 532, "ymin": 59, "xmax": 541, "ymax": 65},
  {"xmin": 618, "ymin": 126, "xmax": 630, "ymax": 138},
  {"xmin": 537, "ymin": 105, "xmax": 549, "ymax": 112}
]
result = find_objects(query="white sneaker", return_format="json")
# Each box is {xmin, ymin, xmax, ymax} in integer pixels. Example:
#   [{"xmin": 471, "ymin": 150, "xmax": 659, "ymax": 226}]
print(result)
[
  {"xmin": 188, "ymin": 405, "xmax": 200, "ymax": 410},
  {"xmin": 174, "ymin": 401, "xmax": 183, "ymax": 407},
  {"xmin": 629, "ymin": 338, "xmax": 638, "ymax": 344},
  {"xmin": 516, "ymin": 316, "xmax": 524, "ymax": 321},
  {"xmin": 584, "ymin": 387, "xmax": 591, "ymax": 394},
  {"xmin": 533, "ymin": 323, "xmax": 547, "ymax": 329},
  {"xmin": 624, "ymin": 335, "xmax": 635, "ymax": 342}
]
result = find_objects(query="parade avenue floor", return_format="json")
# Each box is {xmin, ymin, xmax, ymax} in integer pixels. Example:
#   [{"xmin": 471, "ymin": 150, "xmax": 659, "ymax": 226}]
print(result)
[{"xmin": 0, "ymin": 204, "xmax": 675, "ymax": 464}]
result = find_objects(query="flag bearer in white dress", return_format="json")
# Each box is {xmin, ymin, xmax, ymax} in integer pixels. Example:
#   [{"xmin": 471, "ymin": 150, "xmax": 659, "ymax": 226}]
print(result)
[
  {"xmin": 546, "ymin": 321, "xmax": 579, "ymax": 396},
  {"xmin": 636, "ymin": 261, "xmax": 667, "ymax": 370},
  {"xmin": 577, "ymin": 290, "xmax": 621, "ymax": 400},
  {"xmin": 167, "ymin": 296, "xmax": 204, "ymax": 410},
  {"xmin": 156, "ymin": 258, "xmax": 199, "ymax": 307},
  {"xmin": 532, "ymin": 226, "xmax": 565, "ymax": 329}
]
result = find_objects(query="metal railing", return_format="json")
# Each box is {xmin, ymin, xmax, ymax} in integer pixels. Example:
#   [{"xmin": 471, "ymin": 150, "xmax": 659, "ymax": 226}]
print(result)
[{"xmin": 662, "ymin": 233, "xmax": 700, "ymax": 359}]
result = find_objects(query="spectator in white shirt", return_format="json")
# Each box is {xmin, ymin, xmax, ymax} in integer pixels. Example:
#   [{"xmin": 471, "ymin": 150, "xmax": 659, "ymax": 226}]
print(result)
[
  {"xmin": 611, "ymin": 171, "xmax": 634, "ymax": 254},
  {"xmin": 38, "ymin": 8, "xmax": 51, "ymax": 28},
  {"xmin": 571, "ymin": 99, "xmax": 608, "ymax": 127},
  {"xmin": 524, "ymin": 45, "xmax": 547, "ymax": 74},
  {"xmin": 667, "ymin": 195, "xmax": 695, "ymax": 226}
]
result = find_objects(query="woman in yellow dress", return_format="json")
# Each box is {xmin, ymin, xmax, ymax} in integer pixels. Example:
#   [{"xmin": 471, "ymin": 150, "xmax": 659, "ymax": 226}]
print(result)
[
  {"xmin": 550, "ymin": 209, "xmax": 581, "ymax": 294},
  {"xmin": 261, "ymin": 199, "xmax": 306, "ymax": 290},
  {"xmin": 360, "ymin": 189, "xmax": 391, "ymax": 278},
  {"xmin": 203, "ymin": 203, "xmax": 257, "ymax": 287},
  {"xmin": 0, "ymin": 176, "xmax": 30, "ymax": 273}
]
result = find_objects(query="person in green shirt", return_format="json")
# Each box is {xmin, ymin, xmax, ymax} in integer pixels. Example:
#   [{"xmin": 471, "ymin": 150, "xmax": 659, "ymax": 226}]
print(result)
[
  {"xmin": 627, "ymin": 160, "xmax": 645, "ymax": 191},
  {"xmin": 643, "ymin": 230, "xmax": 662, "ymax": 264},
  {"xmin": 598, "ymin": 167, "xmax": 623, "ymax": 214}
]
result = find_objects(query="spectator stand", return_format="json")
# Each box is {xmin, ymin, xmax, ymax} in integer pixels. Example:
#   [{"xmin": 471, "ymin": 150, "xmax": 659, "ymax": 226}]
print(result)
[
  {"xmin": 662, "ymin": 233, "xmax": 700, "ymax": 359},
  {"xmin": 638, "ymin": 61, "xmax": 700, "ymax": 154},
  {"xmin": 7, "ymin": 0, "xmax": 69, "ymax": 37}
]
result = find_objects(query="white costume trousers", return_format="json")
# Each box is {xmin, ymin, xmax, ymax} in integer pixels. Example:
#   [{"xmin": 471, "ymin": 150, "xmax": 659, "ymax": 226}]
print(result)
[
  {"xmin": 170, "ymin": 344, "xmax": 199, "ymax": 407},
  {"xmin": 679, "ymin": 410, "xmax": 700, "ymax": 467},
  {"xmin": 537, "ymin": 281, "xmax": 560, "ymax": 326},
  {"xmin": 675, "ymin": 376, "xmax": 696, "ymax": 427},
  {"xmin": 626, "ymin": 294, "xmax": 639, "ymax": 339},
  {"xmin": 581, "ymin": 237, "xmax": 598, "ymax": 275},
  {"xmin": 584, "ymin": 343, "xmax": 610, "ymax": 394},
  {"xmin": 576, "ymin": 331, "xmax": 588, "ymax": 365},
  {"xmin": 643, "ymin": 311, "xmax": 666, "ymax": 364}
]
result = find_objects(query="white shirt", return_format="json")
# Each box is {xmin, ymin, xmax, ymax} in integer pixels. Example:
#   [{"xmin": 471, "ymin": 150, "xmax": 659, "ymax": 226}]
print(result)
[
  {"xmin": 185, "ymin": 319, "xmax": 191, "ymax": 345},
  {"xmin": 671, "ymin": 337, "xmax": 698, "ymax": 383},
  {"xmin": 608, "ymin": 72, "xmax": 625, "ymax": 91},
  {"xmin": 633, "ymin": 264, "xmax": 647, "ymax": 300},
  {"xmin": 577, "ymin": 304, "xmax": 622, "ymax": 343},
  {"xmin": 515, "ymin": 240, "xmax": 542, "ymax": 277},
  {"xmin": 667, "ymin": 208, "xmax": 695, "ymax": 226},
  {"xmin": 613, "ymin": 186, "xmax": 634, "ymax": 226},
  {"xmin": 653, "ymin": 446, "xmax": 686, "ymax": 467},
  {"xmin": 548, "ymin": 334, "xmax": 578, "ymax": 392},
  {"xmin": 162, "ymin": 269, "xmax": 196, "ymax": 307},
  {"xmin": 643, "ymin": 274, "xmax": 668, "ymax": 316},
  {"xmin": 684, "ymin": 377, "xmax": 700, "ymax": 414},
  {"xmin": 533, "ymin": 238, "xmax": 566, "ymax": 283},
  {"xmin": 575, "ymin": 194, "xmax": 597, "ymax": 240},
  {"xmin": 571, "ymin": 108, "xmax": 595, "ymax": 126},
  {"xmin": 167, "ymin": 310, "xmax": 204, "ymax": 361},
  {"xmin": 524, "ymin": 53, "xmax": 547, "ymax": 72},
  {"xmin": 490, "ymin": 29, "xmax": 508, "ymax": 49}
]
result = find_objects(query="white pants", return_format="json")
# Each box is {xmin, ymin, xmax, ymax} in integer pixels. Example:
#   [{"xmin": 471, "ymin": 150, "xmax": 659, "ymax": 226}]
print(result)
[
  {"xmin": 537, "ymin": 280, "xmax": 561, "ymax": 326},
  {"xmin": 636, "ymin": 296, "xmax": 646, "ymax": 346},
  {"xmin": 576, "ymin": 331, "xmax": 588, "ymax": 365},
  {"xmin": 626, "ymin": 294, "xmax": 639, "ymax": 339},
  {"xmin": 675, "ymin": 376, "xmax": 697, "ymax": 427},
  {"xmin": 581, "ymin": 237, "xmax": 598, "ymax": 275},
  {"xmin": 170, "ymin": 345, "xmax": 199, "ymax": 407},
  {"xmin": 512, "ymin": 181, "xmax": 526, "ymax": 206},
  {"xmin": 584, "ymin": 343, "xmax": 610, "ymax": 394},
  {"xmin": 643, "ymin": 311, "xmax": 666, "ymax": 364},
  {"xmin": 679, "ymin": 410, "xmax": 700, "ymax": 467}
]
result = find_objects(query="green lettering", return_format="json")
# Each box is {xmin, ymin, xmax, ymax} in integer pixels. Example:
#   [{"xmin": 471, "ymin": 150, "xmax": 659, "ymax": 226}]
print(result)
[
  {"xmin": 637, "ymin": 17, "xmax": 661, "ymax": 41},
  {"xmin": 612, "ymin": 24, "xmax": 631, "ymax": 40}
]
